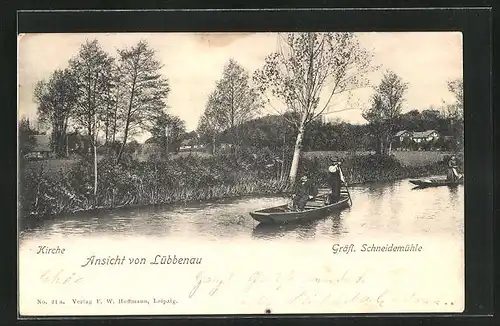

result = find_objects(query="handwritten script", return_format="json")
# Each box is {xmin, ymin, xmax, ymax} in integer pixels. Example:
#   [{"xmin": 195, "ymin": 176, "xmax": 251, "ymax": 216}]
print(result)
[
  {"xmin": 40, "ymin": 269, "xmax": 84, "ymax": 285},
  {"xmin": 187, "ymin": 269, "xmax": 456, "ymax": 309}
]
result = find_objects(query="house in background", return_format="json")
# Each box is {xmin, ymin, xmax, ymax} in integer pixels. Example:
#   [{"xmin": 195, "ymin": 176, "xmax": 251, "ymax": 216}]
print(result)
[
  {"xmin": 25, "ymin": 135, "xmax": 52, "ymax": 159},
  {"xmin": 394, "ymin": 130, "xmax": 412, "ymax": 142},
  {"xmin": 179, "ymin": 137, "xmax": 207, "ymax": 153},
  {"xmin": 393, "ymin": 129, "xmax": 442, "ymax": 151},
  {"xmin": 411, "ymin": 130, "xmax": 440, "ymax": 143},
  {"xmin": 179, "ymin": 138, "xmax": 195, "ymax": 152}
]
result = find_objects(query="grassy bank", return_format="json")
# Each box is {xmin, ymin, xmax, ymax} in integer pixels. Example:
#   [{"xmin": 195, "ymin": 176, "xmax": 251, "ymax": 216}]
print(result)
[
  {"xmin": 300, "ymin": 153, "xmax": 451, "ymax": 186},
  {"xmin": 305, "ymin": 150, "xmax": 454, "ymax": 167},
  {"xmin": 19, "ymin": 150, "xmax": 458, "ymax": 220}
]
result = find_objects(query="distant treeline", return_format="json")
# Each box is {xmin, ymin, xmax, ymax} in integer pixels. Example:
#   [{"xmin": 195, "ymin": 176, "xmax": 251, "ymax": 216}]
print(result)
[{"xmin": 215, "ymin": 108, "xmax": 463, "ymax": 152}]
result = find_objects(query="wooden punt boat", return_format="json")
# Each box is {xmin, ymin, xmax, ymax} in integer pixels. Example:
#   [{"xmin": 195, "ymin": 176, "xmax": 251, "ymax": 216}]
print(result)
[
  {"xmin": 409, "ymin": 178, "xmax": 463, "ymax": 188},
  {"xmin": 250, "ymin": 193, "xmax": 350, "ymax": 224}
]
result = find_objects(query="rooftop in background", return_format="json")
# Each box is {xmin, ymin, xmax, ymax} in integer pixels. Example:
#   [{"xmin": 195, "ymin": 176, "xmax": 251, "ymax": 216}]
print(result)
[
  {"xmin": 395, "ymin": 130, "xmax": 410, "ymax": 137},
  {"xmin": 412, "ymin": 130, "xmax": 438, "ymax": 138}
]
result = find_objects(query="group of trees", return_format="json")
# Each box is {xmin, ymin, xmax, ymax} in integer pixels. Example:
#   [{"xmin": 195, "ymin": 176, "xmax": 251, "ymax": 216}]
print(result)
[
  {"xmin": 198, "ymin": 32, "xmax": 375, "ymax": 185},
  {"xmin": 31, "ymin": 39, "xmax": 177, "ymax": 195},
  {"xmin": 362, "ymin": 72, "xmax": 463, "ymax": 155},
  {"xmin": 29, "ymin": 32, "xmax": 463, "ymax": 190},
  {"xmin": 33, "ymin": 39, "xmax": 172, "ymax": 164},
  {"xmin": 197, "ymin": 32, "xmax": 463, "ymax": 185}
]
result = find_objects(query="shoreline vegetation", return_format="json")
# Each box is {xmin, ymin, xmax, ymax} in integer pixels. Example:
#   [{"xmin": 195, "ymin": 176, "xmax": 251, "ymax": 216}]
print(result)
[{"xmin": 19, "ymin": 150, "xmax": 459, "ymax": 222}]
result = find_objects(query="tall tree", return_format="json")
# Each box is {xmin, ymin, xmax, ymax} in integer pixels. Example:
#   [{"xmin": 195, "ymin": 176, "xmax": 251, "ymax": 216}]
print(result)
[
  {"xmin": 200, "ymin": 59, "xmax": 262, "ymax": 148},
  {"xmin": 254, "ymin": 32, "xmax": 374, "ymax": 185},
  {"xmin": 33, "ymin": 68, "xmax": 78, "ymax": 157},
  {"xmin": 115, "ymin": 40, "xmax": 170, "ymax": 163},
  {"xmin": 70, "ymin": 39, "xmax": 115, "ymax": 195},
  {"xmin": 362, "ymin": 70, "xmax": 408, "ymax": 155},
  {"xmin": 197, "ymin": 92, "xmax": 226, "ymax": 154}
]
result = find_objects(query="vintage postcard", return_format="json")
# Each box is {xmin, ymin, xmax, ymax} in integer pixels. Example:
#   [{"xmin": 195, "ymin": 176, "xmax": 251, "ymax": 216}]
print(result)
[{"xmin": 18, "ymin": 31, "xmax": 464, "ymax": 316}]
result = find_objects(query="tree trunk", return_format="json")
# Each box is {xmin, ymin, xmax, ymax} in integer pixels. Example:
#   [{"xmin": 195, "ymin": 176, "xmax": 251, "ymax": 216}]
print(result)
[
  {"xmin": 104, "ymin": 121, "xmax": 109, "ymax": 146},
  {"xmin": 117, "ymin": 119, "xmax": 130, "ymax": 163},
  {"xmin": 165, "ymin": 134, "xmax": 169, "ymax": 159},
  {"xmin": 58, "ymin": 133, "xmax": 65, "ymax": 158},
  {"xmin": 288, "ymin": 124, "xmax": 305, "ymax": 186},
  {"xmin": 117, "ymin": 73, "xmax": 137, "ymax": 164},
  {"xmin": 112, "ymin": 103, "xmax": 118, "ymax": 144},
  {"xmin": 93, "ymin": 141, "xmax": 98, "ymax": 196},
  {"xmin": 281, "ymin": 135, "xmax": 286, "ymax": 182},
  {"xmin": 93, "ymin": 113, "xmax": 98, "ymax": 197}
]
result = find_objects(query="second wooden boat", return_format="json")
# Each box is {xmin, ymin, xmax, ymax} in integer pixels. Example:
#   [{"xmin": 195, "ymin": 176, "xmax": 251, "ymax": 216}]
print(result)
[{"xmin": 409, "ymin": 178, "xmax": 463, "ymax": 188}]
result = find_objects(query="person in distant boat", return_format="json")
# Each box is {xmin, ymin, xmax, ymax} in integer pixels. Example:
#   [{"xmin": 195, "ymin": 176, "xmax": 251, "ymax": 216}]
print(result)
[
  {"xmin": 292, "ymin": 175, "xmax": 318, "ymax": 211},
  {"xmin": 326, "ymin": 161, "xmax": 345, "ymax": 204},
  {"xmin": 446, "ymin": 155, "xmax": 461, "ymax": 182}
]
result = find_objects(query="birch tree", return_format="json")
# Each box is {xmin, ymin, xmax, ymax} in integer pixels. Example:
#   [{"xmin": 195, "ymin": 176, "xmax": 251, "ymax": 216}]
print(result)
[
  {"xmin": 70, "ymin": 39, "xmax": 114, "ymax": 195},
  {"xmin": 254, "ymin": 32, "xmax": 374, "ymax": 185},
  {"xmin": 115, "ymin": 40, "xmax": 170, "ymax": 164}
]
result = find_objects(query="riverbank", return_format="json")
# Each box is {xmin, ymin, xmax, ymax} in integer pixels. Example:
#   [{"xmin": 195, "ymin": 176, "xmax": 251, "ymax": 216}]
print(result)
[{"xmin": 19, "ymin": 150, "xmax": 457, "ymax": 221}]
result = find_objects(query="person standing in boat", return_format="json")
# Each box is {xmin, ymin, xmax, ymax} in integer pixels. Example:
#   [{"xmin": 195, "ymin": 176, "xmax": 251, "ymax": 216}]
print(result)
[
  {"xmin": 292, "ymin": 175, "xmax": 318, "ymax": 211},
  {"xmin": 326, "ymin": 161, "xmax": 345, "ymax": 204},
  {"xmin": 446, "ymin": 155, "xmax": 461, "ymax": 182}
]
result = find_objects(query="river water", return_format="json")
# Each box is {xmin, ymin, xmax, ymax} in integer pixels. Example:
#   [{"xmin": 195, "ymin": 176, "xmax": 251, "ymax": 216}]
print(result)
[
  {"xmin": 20, "ymin": 178, "xmax": 464, "ymax": 242},
  {"xmin": 18, "ymin": 178, "xmax": 465, "ymax": 315}
]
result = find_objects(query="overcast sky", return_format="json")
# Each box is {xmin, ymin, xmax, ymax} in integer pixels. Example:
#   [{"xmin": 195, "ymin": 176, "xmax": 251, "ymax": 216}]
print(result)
[{"xmin": 18, "ymin": 32, "xmax": 463, "ymax": 138}]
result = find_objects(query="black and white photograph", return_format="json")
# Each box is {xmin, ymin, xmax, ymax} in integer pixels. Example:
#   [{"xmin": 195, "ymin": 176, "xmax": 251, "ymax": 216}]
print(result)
[{"xmin": 18, "ymin": 31, "xmax": 464, "ymax": 315}]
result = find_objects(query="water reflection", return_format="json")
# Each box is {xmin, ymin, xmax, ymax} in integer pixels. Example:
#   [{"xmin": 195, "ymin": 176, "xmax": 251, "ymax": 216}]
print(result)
[
  {"xmin": 448, "ymin": 186, "xmax": 459, "ymax": 201},
  {"xmin": 252, "ymin": 219, "xmax": 318, "ymax": 240},
  {"xmin": 19, "ymin": 179, "xmax": 464, "ymax": 243},
  {"xmin": 330, "ymin": 215, "xmax": 344, "ymax": 235}
]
